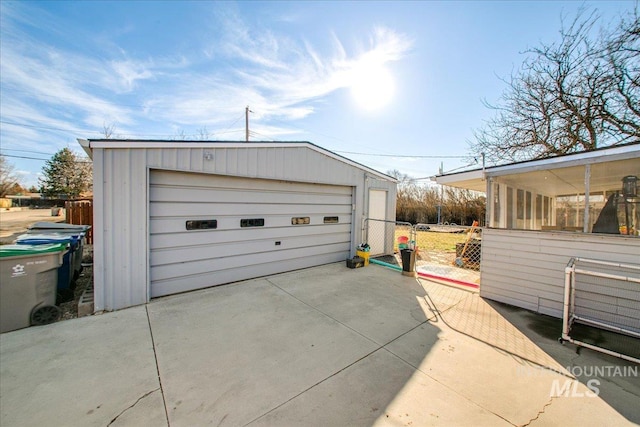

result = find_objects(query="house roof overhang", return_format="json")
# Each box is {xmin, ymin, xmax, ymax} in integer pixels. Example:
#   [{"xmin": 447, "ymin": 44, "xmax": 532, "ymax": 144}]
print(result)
[{"xmin": 433, "ymin": 143, "xmax": 640, "ymax": 196}]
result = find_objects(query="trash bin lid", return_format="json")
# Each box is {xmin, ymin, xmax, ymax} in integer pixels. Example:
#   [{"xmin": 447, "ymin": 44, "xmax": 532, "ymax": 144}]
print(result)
[
  {"xmin": 25, "ymin": 229, "xmax": 85, "ymax": 239},
  {"xmin": 0, "ymin": 243, "xmax": 68, "ymax": 258},
  {"xmin": 16, "ymin": 234, "xmax": 75, "ymax": 245},
  {"xmin": 28, "ymin": 222, "xmax": 91, "ymax": 231}
]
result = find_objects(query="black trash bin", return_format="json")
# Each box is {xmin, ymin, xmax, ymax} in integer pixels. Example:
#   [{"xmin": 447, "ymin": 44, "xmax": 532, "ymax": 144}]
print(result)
[{"xmin": 400, "ymin": 249, "xmax": 416, "ymax": 277}]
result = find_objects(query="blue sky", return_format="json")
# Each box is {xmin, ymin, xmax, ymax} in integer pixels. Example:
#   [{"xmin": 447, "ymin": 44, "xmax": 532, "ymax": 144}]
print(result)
[{"xmin": 0, "ymin": 0, "xmax": 636, "ymax": 188}]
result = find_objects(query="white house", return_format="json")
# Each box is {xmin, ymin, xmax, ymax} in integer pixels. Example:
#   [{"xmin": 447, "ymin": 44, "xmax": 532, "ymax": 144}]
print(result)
[
  {"xmin": 78, "ymin": 139, "xmax": 397, "ymax": 312},
  {"xmin": 435, "ymin": 142, "xmax": 639, "ymax": 330}
]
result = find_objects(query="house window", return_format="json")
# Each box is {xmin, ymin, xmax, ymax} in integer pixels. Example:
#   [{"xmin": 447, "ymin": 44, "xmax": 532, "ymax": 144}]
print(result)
[
  {"xmin": 517, "ymin": 189, "xmax": 525, "ymax": 220},
  {"xmin": 507, "ymin": 187, "xmax": 514, "ymax": 228},
  {"xmin": 536, "ymin": 195, "xmax": 543, "ymax": 220},
  {"xmin": 526, "ymin": 191, "xmax": 532, "ymax": 221},
  {"xmin": 493, "ymin": 183, "xmax": 501, "ymax": 225}
]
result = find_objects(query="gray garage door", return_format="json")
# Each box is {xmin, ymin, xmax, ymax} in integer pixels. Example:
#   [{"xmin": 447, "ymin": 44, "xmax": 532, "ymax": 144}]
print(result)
[{"xmin": 149, "ymin": 170, "xmax": 353, "ymax": 297}]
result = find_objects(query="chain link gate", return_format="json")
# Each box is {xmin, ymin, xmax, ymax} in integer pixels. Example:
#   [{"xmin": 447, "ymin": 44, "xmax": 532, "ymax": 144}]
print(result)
[{"xmin": 361, "ymin": 219, "xmax": 482, "ymax": 287}]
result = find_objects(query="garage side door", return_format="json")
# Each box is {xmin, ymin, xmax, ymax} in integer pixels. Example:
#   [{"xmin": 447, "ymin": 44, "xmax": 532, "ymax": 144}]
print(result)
[{"xmin": 149, "ymin": 170, "xmax": 353, "ymax": 297}]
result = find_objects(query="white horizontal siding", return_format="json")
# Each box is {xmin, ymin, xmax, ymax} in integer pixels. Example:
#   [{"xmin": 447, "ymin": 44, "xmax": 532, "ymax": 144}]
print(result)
[{"xmin": 480, "ymin": 229, "xmax": 640, "ymax": 319}]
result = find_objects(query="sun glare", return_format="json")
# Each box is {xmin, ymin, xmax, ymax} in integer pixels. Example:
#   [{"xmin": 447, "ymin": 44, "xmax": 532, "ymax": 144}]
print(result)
[{"xmin": 350, "ymin": 64, "xmax": 395, "ymax": 111}]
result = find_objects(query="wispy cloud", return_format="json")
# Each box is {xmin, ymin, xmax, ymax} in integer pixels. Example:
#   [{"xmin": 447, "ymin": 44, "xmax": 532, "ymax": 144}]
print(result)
[
  {"xmin": 148, "ymin": 12, "xmax": 413, "ymax": 134},
  {"xmin": 0, "ymin": 2, "xmax": 413, "ymax": 145}
]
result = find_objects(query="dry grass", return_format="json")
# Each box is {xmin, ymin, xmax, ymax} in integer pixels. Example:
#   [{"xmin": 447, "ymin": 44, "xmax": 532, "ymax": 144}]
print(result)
[{"xmin": 394, "ymin": 228, "xmax": 472, "ymax": 253}]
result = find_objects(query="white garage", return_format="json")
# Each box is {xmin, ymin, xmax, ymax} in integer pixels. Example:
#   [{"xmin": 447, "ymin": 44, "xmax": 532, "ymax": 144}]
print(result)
[{"xmin": 79, "ymin": 140, "xmax": 397, "ymax": 311}]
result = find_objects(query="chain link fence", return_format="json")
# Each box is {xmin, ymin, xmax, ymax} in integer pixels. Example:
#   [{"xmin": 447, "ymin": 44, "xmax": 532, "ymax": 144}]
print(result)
[{"xmin": 362, "ymin": 219, "xmax": 482, "ymax": 286}]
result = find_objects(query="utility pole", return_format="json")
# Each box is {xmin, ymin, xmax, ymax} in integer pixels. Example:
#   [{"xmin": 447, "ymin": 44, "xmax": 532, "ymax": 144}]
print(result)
[
  {"xmin": 245, "ymin": 106, "xmax": 251, "ymax": 142},
  {"xmin": 437, "ymin": 162, "xmax": 443, "ymax": 225}
]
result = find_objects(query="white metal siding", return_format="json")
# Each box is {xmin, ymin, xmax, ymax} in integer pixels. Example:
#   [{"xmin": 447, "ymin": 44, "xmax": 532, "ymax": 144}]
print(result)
[
  {"xmin": 149, "ymin": 170, "xmax": 353, "ymax": 297},
  {"xmin": 480, "ymin": 228, "xmax": 640, "ymax": 318},
  {"xmin": 88, "ymin": 143, "xmax": 397, "ymax": 311}
]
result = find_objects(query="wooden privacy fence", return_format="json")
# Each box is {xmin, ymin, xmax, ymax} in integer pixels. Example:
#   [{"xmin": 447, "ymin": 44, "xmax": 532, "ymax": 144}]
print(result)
[{"xmin": 65, "ymin": 200, "xmax": 93, "ymax": 244}]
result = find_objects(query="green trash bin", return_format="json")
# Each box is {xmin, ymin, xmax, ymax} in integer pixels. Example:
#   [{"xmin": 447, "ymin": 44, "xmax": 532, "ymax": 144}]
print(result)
[{"xmin": 0, "ymin": 243, "xmax": 68, "ymax": 333}]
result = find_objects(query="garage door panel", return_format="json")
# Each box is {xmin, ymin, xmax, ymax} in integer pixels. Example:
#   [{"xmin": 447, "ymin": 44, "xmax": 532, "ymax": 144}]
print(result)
[
  {"xmin": 150, "ymin": 223, "xmax": 352, "ymax": 249},
  {"xmin": 150, "ymin": 185, "xmax": 353, "ymax": 206},
  {"xmin": 150, "ymin": 251, "xmax": 349, "ymax": 298},
  {"xmin": 151, "ymin": 233, "xmax": 351, "ymax": 267},
  {"xmin": 151, "ymin": 170, "xmax": 352, "ymax": 195},
  {"xmin": 149, "ymin": 170, "xmax": 353, "ymax": 298},
  {"xmin": 150, "ymin": 202, "xmax": 352, "ymax": 217},
  {"xmin": 149, "ymin": 213, "xmax": 351, "ymax": 238},
  {"xmin": 151, "ymin": 242, "xmax": 351, "ymax": 282}
]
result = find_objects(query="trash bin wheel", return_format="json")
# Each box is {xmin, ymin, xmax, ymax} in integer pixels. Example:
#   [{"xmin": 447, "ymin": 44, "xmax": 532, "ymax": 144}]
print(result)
[
  {"xmin": 30, "ymin": 305, "xmax": 61, "ymax": 326},
  {"xmin": 56, "ymin": 288, "xmax": 75, "ymax": 304}
]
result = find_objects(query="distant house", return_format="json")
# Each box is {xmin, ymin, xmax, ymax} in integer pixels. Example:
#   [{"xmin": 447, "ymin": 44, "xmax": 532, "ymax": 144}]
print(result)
[
  {"xmin": 5, "ymin": 193, "xmax": 43, "ymax": 207},
  {"xmin": 435, "ymin": 142, "xmax": 639, "ymax": 322}
]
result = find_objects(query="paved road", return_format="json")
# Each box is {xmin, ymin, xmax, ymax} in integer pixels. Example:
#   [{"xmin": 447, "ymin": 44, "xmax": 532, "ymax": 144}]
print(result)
[{"xmin": 0, "ymin": 209, "xmax": 65, "ymax": 242}]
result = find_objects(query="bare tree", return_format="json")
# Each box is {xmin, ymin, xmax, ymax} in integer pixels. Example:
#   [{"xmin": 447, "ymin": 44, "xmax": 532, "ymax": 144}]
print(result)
[
  {"xmin": 0, "ymin": 156, "xmax": 19, "ymax": 197},
  {"xmin": 388, "ymin": 170, "xmax": 485, "ymax": 224},
  {"xmin": 196, "ymin": 127, "xmax": 211, "ymax": 140},
  {"xmin": 471, "ymin": 8, "xmax": 639, "ymax": 164},
  {"xmin": 102, "ymin": 122, "xmax": 116, "ymax": 139}
]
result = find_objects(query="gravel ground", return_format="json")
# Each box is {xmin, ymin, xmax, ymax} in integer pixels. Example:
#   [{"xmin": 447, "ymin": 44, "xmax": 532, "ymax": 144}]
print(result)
[{"xmin": 59, "ymin": 244, "xmax": 93, "ymax": 320}]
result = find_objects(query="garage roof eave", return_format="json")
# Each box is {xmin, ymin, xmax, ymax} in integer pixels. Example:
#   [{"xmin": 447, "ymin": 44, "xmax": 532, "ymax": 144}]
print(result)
[
  {"xmin": 82, "ymin": 139, "xmax": 397, "ymax": 183},
  {"xmin": 77, "ymin": 138, "xmax": 93, "ymax": 159}
]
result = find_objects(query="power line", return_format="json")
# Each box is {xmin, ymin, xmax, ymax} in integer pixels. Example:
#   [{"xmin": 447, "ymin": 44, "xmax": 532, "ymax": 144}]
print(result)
[
  {"xmin": 4, "ymin": 87, "xmax": 245, "ymax": 112},
  {"xmin": 0, "ymin": 154, "xmax": 49, "ymax": 161},
  {"xmin": 1, "ymin": 119, "xmax": 252, "ymax": 139},
  {"xmin": 334, "ymin": 150, "xmax": 468, "ymax": 159},
  {"xmin": 0, "ymin": 120, "xmax": 104, "ymax": 135},
  {"xmin": 0, "ymin": 148, "xmax": 55, "ymax": 156},
  {"xmin": 0, "ymin": 154, "xmax": 92, "ymax": 163}
]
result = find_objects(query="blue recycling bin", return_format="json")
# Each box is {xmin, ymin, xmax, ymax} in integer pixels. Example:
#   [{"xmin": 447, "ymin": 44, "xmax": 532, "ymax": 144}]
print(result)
[
  {"xmin": 15, "ymin": 234, "xmax": 77, "ymax": 303},
  {"xmin": 27, "ymin": 222, "xmax": 91, "ymax": 280}
]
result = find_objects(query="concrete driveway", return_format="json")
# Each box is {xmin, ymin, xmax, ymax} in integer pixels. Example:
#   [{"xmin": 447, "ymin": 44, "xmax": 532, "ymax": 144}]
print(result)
[{"xmin": 1, "ymin": 263, "xmax": 638, "ymax": 426}]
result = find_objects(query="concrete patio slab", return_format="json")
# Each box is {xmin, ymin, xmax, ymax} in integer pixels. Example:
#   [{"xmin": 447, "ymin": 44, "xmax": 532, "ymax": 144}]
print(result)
[
  {"xmin": 0, "ymin": 306, "xmax": 165, "ymax": 427},
  {"xmin": 1, "ymin": 262, "xmax": 638, "ymax": 427},
  {"xmin": 267, "ymin": 263, "xmax": 431, "ymax": 345},
  {"xmin": 146, "ymin": 276, "xmax": 381, "ymax": 427},
  {"xmin": 250, "ymin": 348, "xmax": 511, "ymax": 427}
]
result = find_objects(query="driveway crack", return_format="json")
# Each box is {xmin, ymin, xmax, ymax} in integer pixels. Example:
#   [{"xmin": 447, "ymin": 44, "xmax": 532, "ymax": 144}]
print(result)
[
  {"xmin": 519, "ymin": 396, "xmax": 557, "ymax": 427},
  {"xmin": 146, "ymin": 305, "xmax": 171, "ymax": 426},
  {"xmin": 107, "ymin": 387, "xmax": 160, "ymax": 426}
]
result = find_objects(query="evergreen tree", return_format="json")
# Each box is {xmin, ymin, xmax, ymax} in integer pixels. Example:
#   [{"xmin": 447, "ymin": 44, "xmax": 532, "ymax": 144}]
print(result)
[{"xmin": 39, "ymin": 148, "xmax": 92, "ymax": 198}]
